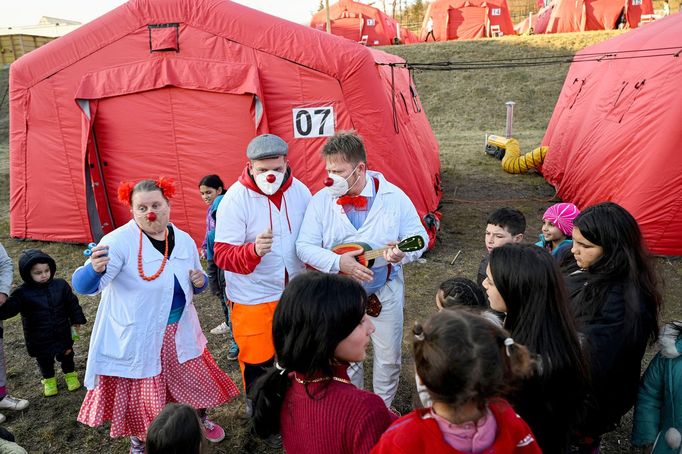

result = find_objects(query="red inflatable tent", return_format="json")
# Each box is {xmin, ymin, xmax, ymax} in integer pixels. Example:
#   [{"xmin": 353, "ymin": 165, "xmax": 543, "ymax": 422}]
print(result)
[
  {"xmin": 544, "ymin": 0, "xmax": 651, "ymax": 33},
  {"xmin": 514, "ymin": 5, "xmax": 553, "ymax": 34},
  {"xmin": 420, "ymin": 0, "xmax": 515, "ymax": 41},
  {"xmin": 310, "ymin": 0, "xmax": 419, "ymax": 46},
  {"xmin": 9, "ymin": 0, "xmax": 440, "ymax": 246},
  {"xmin": 541, "ymin": 14, "xmax": 682, "ymax": 255}
]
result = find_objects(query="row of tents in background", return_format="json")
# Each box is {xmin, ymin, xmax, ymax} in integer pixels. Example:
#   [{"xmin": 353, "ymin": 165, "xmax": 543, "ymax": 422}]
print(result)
[
  {"xmin": 312, "ymin": 0, "xmax": 663, "ymax": 45},
  {"xmin": 1, "ymin": 0, "xmax": 668, "ymax": 63}
]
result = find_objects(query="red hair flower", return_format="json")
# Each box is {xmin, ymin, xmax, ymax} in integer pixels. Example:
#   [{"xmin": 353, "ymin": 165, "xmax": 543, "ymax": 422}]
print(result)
[
  {"xmin": 155, "ymin": 176, "xmax": 176, "ymax": 200},
  {"xmin": 117, "ymin": 181, "xmax": 135, "ymax": 207}
]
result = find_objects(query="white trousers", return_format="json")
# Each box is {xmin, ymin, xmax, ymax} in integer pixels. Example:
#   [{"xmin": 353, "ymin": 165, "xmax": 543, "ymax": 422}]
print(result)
[{"xmin": 348, "ymin": 272, "xmax": 404, "ymax": 407}]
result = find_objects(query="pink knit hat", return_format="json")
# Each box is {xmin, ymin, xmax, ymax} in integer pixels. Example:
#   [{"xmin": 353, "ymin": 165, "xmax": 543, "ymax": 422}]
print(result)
[{"xmin": 543, "ymin": 203, "xmax": 580, "ymax": 237}]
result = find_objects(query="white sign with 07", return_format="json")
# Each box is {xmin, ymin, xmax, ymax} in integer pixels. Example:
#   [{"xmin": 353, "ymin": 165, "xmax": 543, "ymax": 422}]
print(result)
[{"xmin": 292, "ymin": 107, "xmax": 335, "ymax": 138}]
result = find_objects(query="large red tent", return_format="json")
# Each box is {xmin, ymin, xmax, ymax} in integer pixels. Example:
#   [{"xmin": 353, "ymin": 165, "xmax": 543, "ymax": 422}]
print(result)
[
  {"xmin": 420, "ymin": 0, "xmax": 515, "ymax": 41},
  {"xmin": 541, "ymin": 14, "xmax": 682, "ymax": 255},
  {"xmin": 9, "ymin": 0, "xmax": 440, "ymax": 246},
  {"xmin": 517, "ymin": 0, "xmax": 653, "ymax": 34},
  {"xmin": 310, "ymin": 0, "xmax": 419, "ymax": 46}
]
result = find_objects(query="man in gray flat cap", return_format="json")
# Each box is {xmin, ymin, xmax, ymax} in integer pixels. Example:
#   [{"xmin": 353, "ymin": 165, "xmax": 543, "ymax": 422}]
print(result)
[{"xmin": 213, "ymin": 134, "xmax": 311, "ymax": 401}]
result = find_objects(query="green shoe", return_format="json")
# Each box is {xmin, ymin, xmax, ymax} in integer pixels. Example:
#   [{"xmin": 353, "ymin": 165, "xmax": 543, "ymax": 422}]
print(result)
[
  {"xmin": 42, "ymin": 377, "xmax": 58, "ymax": 397},
  {"xmin": 64, "ymin": 372, "xmax": 81, "ymax": 392}
]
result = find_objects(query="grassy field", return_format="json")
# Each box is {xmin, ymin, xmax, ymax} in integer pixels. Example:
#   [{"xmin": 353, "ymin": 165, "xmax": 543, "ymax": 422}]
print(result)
[{"xmin": 1, "ymin": 30, "xmax": 681, "ymax": 453}]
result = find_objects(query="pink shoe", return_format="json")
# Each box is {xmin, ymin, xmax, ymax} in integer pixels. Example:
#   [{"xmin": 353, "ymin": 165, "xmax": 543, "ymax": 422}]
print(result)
[{"xmin": 202, "ymin": 417, "xmax": 225, "ymax": 443}]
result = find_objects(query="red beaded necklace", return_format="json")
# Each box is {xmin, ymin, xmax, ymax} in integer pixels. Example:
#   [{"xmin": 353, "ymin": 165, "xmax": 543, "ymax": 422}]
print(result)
[{"xmin": 137, "ymin": 227, "xmax": 168, "ymax": 281}]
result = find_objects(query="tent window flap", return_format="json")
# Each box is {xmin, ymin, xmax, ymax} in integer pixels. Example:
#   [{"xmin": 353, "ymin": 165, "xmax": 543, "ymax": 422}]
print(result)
[{"xmin": 148, "ymin": 23, "xmax": 180, "ymax": 52}]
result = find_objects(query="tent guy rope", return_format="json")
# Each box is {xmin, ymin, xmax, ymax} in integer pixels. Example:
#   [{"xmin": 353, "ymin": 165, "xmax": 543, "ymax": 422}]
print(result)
[{"xmin": 378, "ymin": 45, "xmax": 682, "ymax": 71}]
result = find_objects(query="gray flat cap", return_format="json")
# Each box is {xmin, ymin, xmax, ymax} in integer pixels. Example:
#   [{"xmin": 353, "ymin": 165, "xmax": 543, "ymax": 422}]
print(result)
[{"xmin": 246, "ymin": 134, "xmax": 288, "ymax": 160}]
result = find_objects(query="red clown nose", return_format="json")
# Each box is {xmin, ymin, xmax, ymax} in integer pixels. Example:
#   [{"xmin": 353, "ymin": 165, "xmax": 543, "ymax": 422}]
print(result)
[
  {"xmin": 323, "ymin": 177, "xmax": 333, "ymax": 187},
  {"xmin": 147, "ymin": 212, "xmax": 157, "ymax": 222},
  {"xmin": 266, "ymin": 174, "xmax": 276, "ymax": 183}
]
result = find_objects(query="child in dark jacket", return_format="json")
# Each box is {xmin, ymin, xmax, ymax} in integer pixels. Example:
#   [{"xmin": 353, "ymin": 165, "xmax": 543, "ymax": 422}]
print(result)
[{"xmin": 0, "ymin": 249, "xmax": 86, "ymax": 396}]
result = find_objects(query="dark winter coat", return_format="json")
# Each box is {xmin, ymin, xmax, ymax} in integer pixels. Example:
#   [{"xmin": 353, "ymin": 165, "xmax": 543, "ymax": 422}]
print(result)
[
  {"xmin": 513, "ymin": 355, "xmax": 587, "ymax": 453},
  {"xmin": 0, "ymin": 250, "xmax": 86, "ymax": 357},
  {"xmin": 564, "ymin": 259, "xmax": 656, "ymax": 438}
]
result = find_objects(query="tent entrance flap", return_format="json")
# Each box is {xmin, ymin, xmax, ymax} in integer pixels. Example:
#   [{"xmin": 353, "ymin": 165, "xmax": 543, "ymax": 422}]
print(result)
[
  {"xmin": 76, "ymin": 58, "xmax": 266, "ymax": 242},
  {"xmin": 448, "ymin": 6, "xmax": 488, "ymax": 39},
  {"xmin": 331, "ymin": 17, "xmax": 364, "ymax": 41}
]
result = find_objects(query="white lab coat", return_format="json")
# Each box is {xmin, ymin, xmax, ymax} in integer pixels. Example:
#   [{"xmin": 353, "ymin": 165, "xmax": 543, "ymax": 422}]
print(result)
[
  {"xmin": 215, "ymin": 177, "xmax": 311, "ymax": 305},
  {"xmin": 296, "ymin": 170, "xmax": 427, "ymax": 272},
  {"xmin": 81, "ymin": 220, "xmax": 207, "ymax": 389},
  {"xmin": 296, "ymin": 170, "xmax": 427, "ymax": 406}
]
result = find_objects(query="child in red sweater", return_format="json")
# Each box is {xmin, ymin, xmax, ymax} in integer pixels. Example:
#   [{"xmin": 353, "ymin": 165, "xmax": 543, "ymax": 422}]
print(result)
[
  {"xmin": 249, "ymin": 272, "xmax": 397, "ymax": 453},
  {"xmin": 372, "ymin": 309, "xmax": 541, "ymax": 454}
]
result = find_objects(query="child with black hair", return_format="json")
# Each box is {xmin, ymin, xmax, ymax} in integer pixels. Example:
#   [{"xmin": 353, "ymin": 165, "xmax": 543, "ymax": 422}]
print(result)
[
  {"xmin": 250, "ymin": 271, "xmax": 396, "ymax": 453},
  {"xmin": 485, "ymin": 243, "xmax": 588, "ymax": 453},
  {"xmin": 0, "ymin": 249, "xmax": 86, "ymax": 396},
  {"xmin": 632, "ymin": 321, "xmax": 682, "ymax": 454},
  {"xmin": 563, "ymin": 202, "xmax": 662, "ymax": 450},
  {"xmin": 146, "ymin": 403, "xmax": 204, "ymax": 454},
  {"xmin": 373, "ymin": 309, "xmax": 541, "ymax": 453},
  {"xmin": 477, "ymin": 208, "xmax": 526, "ymax": 286},
  {"xmin": 417, "ymin": 277, "xmax": 501, "ymax": 407},
  {"xmin": 436, "ymin": 277, "xmax": 487, "ymax": 311},
  {"xmin": 198, "ymin": 175, "xmax": 239, "ymax": 360}
]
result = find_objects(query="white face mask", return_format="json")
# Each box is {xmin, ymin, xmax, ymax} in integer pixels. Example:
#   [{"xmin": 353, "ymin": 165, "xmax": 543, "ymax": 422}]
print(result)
[
  {"xmin": 325, "ymin": 164, "xmax": 361, "ymax": 198},
  {"xmin": 255, "ymin": 170, "xmax": 284, "ymax": 195}
]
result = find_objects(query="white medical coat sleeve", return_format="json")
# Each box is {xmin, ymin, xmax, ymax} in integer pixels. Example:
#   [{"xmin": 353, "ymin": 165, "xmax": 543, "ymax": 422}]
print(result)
[{"xmin": 296, "ymin": 199, "xmax": 342, "ymax": 273}]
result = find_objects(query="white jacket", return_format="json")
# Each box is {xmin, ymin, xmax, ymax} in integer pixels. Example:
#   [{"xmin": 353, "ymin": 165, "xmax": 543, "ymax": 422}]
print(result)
[
  {"xmin": 296, "ymin": 171, "xmax": 427, "ymax": 274},
  {"xmin": 81, "ymin": 220, "xmax": 207, "ymax": 389},
  {"xmin": 215, "ymin": 177, "xmax": 311, "ymax": 305}
]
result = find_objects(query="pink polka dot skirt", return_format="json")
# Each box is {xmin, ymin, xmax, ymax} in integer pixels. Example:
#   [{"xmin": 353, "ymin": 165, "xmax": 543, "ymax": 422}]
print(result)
[{"xmin": 77, "ymin": 323, "xmax": 240, "ymax": 438}]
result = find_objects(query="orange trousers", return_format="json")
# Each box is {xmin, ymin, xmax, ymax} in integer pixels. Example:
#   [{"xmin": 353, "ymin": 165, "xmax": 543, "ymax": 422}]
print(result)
[{"xmin": 229, "ymin": 300, "xmax": 278, "ymax": 390}]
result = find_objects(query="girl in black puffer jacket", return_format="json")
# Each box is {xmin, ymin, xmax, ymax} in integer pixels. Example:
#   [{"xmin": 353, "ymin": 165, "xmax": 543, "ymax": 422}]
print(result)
[
  {"xmin": 561, "ymin": 202, "xmax": 662, "ymax": 452},
  {"xmin": 0, "ymin": 249, "xmax": 86, "ymax": 397}
]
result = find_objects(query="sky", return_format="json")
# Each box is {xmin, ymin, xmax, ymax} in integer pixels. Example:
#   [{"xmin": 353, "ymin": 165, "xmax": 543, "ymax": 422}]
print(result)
[{"xmin": 0, "ymin": 0, "xmax": 320, "ymax": 27}]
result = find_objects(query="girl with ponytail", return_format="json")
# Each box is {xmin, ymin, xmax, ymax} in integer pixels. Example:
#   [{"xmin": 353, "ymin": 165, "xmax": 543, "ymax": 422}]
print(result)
[
  {"xmin": 372, "ymin": 309, "xmax": 541, "ymax": 454},
  {"xmin": 249, "ymin": 271, "xmax": 396, "ymax": 453}
]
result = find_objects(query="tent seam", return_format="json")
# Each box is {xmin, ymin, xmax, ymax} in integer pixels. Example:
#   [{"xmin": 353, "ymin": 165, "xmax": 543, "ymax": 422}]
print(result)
[{"xmin": 165, "ymin": 88, "xmax": 190, "ymax": 231}]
